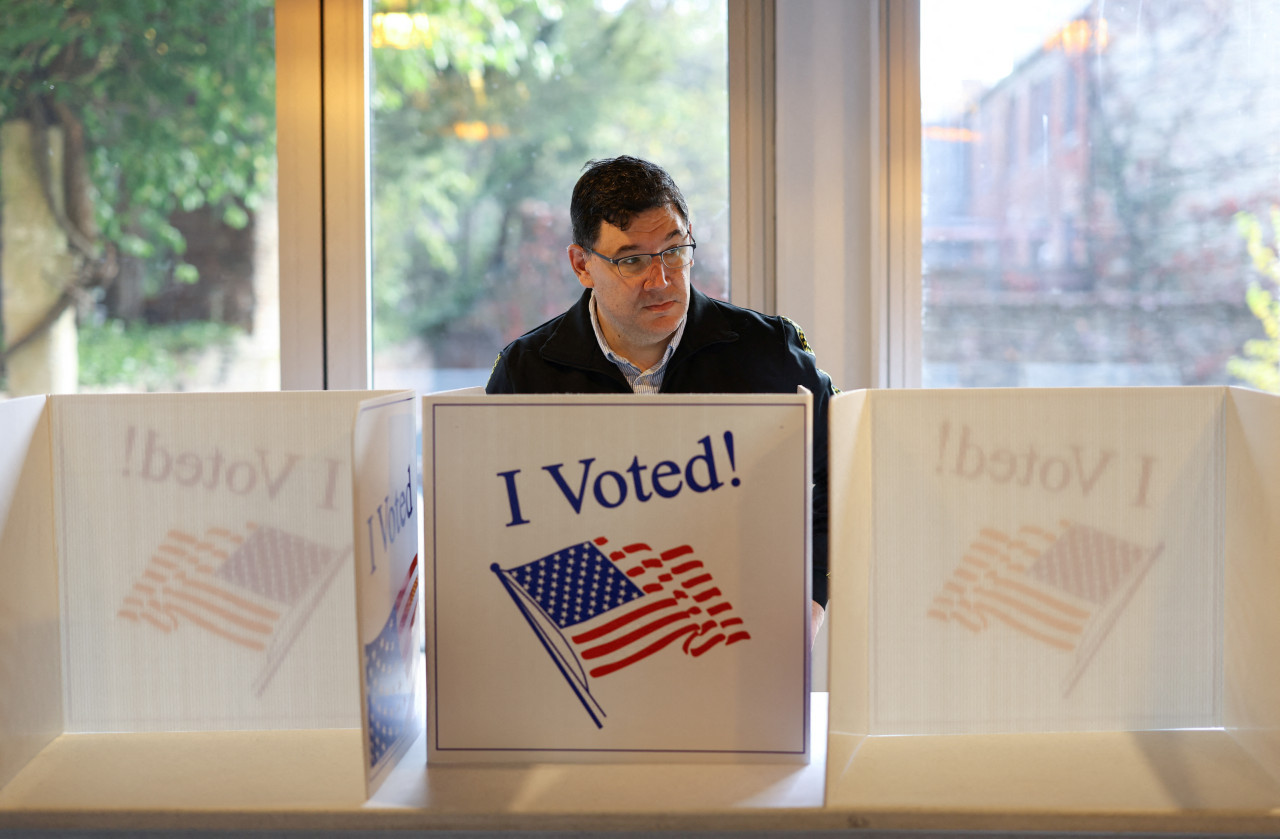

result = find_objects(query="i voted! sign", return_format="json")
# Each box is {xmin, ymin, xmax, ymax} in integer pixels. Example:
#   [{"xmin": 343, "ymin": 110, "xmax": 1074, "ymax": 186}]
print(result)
[{"xmin": 422, "ymin": 393, "xmax": 812, "ymax": 763}]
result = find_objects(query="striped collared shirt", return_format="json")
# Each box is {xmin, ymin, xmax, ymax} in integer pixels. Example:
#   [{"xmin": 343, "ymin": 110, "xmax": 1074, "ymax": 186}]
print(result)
[{"xmin": 588, "ymin": 293, "xmax": 687, "ymax": 394}]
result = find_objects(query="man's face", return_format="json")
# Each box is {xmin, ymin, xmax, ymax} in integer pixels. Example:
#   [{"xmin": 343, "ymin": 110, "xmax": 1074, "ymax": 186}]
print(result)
[{"xmin": 569, "ymin": 204, "xmax": 692, "ymax": 367}]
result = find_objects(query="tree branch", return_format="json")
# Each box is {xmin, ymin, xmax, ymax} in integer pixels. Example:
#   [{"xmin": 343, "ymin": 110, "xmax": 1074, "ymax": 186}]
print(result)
[{"xmin": 0, "ymin": 289, "xmax": 75, "ymax": 366}]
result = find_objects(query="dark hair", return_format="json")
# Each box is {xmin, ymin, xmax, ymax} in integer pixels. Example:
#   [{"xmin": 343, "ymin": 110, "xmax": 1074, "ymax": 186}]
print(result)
[{"xmin": 570, "ymin": 156, "xmax": 690, "ymax": 249}]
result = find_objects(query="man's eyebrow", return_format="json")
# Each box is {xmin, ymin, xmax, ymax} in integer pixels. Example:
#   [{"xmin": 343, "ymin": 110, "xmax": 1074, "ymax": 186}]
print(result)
[{"xmin": 612, "ymin": 227, "xmax": 686, "ymax": 256}]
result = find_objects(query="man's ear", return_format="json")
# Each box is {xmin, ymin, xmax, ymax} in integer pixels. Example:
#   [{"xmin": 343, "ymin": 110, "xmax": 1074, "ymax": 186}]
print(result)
[{"xmin": 568, "ymin": 244, "xmax": 594, "ymax": 289}]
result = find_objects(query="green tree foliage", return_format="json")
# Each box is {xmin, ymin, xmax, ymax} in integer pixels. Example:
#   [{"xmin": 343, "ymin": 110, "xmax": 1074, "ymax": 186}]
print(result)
[
  {"xmin": 0, "ymin": 0, "xmax": 275, "ymax": 302},
  {"xmin": 370, "ymin": 0, "xmax": 727, "ymax": 364},
  {"xmin": 1228, "ymin": 209, "xmax": 1280, "ymax": 393}
]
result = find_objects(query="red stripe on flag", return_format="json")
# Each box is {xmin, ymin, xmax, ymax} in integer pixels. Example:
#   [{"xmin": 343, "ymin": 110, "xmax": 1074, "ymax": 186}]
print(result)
[
  {"xmin": 570, "ymin": 597, "xmax": 678, "ymax": 644},
  {"xmin": 682, "ymin": 573, "xmax": 713, "ymax": 588},
  {"xmin": 623, "ymin": 543, "xmax": 651, "ymax": 553},
  {"xmin": 671, "ymin": 560, "xmax": 703, "ymax": 574},
  {"xmin": 179, "ymin": 574, "xmax": 280, "ymax": 620},
  {"xmin": 580, "ymin": 610, "xmax": 690, "ymax": 660},
  {"xmin": 163, "ymin": 587, "xmax": 274, "ymax": 634},
  {"xmin": 991, "ymin": 574, "xmax": 1090, "ymax": 619},
  {"xmin": 978, "ymin": 604, "xmax": 1076, "ymax": 651},
  {"xmin": 687, "ymin": 633, "xmax": 725, "ymax": 656},
  {"xmin": 692, "ymin": 587, "xmax": 722, "ymax": 603},
  {"xmin": 588, "ymin": 624, "xmax": 699, "ymax": 678},
  {"xmin": 163, "ymin": 604, "xmax": 266, "ymax": 650},
  {"xmin": 395, "ymin": 556, "xmax": 419, "ymax": 599},
  {"xmin": 661, "ymin": 546, "xmax": 694, "ymax": 561},
  {"xmin": 977, "ymin": 586, "xmax": 1085, "ymax": 633},
  {"xmin": 400, "ymin": 580, "xmax": 419, "ymax": 631},
  {"xmin": 141, "ymin": 612, "xmax": 174, "ymax": 632}
]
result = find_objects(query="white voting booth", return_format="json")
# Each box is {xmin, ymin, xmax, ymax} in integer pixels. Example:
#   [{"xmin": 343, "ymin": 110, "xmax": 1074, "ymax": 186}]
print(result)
[
  {"xmin": 0, "ymin": 390, "xmax": 412, "ymax": 815},
  {"xmin": 826, "ymin": 386, "xmax": 1280, "ymax": 832},
  {"xmin": 0, "ymin": 388, "xmax": 823, "ymax": 831},
  {"xmin": 3, "ymin": 383, "xmax": 1280, "ymax": 834},
  {"xmin": 421, "ymin": 391, "xmax": 813, "ymax": 762}
]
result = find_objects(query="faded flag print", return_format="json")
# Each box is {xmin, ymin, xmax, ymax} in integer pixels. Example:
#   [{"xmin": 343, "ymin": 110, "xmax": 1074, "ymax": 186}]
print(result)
[
  {"xmin": 364, "ymin": 555, "xmax": 421, "ymax": 768},
  {"xmin": 117, "ymin": 523, "xmax": 348, "ymax": 694},
  {"xmin": 493, "ymin": 536, "xmax": 750, "ymax": 727},
  {"xmin": 927, "ymin": 520, "xmax": 1161, "ymax": 694}
]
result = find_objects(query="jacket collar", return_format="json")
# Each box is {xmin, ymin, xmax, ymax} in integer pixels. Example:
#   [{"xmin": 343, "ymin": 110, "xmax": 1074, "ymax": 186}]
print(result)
[{"xmin": 539, "ymin": 287, "xmax": 738, "ymax": 377}]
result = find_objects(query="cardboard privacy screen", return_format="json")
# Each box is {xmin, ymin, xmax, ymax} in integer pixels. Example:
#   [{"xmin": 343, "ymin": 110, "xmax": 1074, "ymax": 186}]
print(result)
[
  {"xmin": 0, "ymin": 390, "xmax": 408, "ymax": 802},
  {"xmin": 826, "ymin": 386, "xmax": 1280, "ymax": 818},
  {"xmin": 423, "ymin": 392, "xmax": 813, "ymax": 762},
  {"xmin": 351, "ymin": 392, "xmax": 424, "ymax": 796}
]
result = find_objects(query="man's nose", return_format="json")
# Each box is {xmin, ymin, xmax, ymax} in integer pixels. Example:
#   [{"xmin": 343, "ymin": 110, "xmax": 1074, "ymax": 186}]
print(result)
[{"xmin": 641, "ymin": 258, "xmax": 670, "ymax": 290}]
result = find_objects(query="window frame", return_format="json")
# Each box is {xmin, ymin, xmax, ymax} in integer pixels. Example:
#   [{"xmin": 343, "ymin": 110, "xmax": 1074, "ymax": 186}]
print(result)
[
  {"xmin": 279, "ymin": 0, "xmax": 791, "ymax": 392},
  {"xmin": 773, "ymin": 0, "xmax": 919, "ymax": 391},
  {"xmin": 280, "ymin": 1, "xmax": 924, "ymax": 394},
  {"xmin": 277, "ymin": 0, "xmax": 370, "ymax": 391}
]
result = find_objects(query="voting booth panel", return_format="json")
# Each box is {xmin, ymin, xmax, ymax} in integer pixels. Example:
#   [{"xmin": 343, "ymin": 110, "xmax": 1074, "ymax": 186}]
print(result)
[
  {"xmin": 351, "ymin": 392, "xmax": 424, "ymax": 797},
  {"xmin": 1223, "ymin": 387, "xmax": 1280, "ymax": 779},
  {"xmin": 1, "ymin": 387, "xmax": 831, "ymax": 828},
  {"xmin": 0, "ymin": 396, "xmax": 60, "ymax": 794},
  {"xmin": 0, "ymin": 390, "xmax": 410, "ymax": 806},
  {"xmin": 826, "ymin": 387, "xmax": 1280, "ymax": 825},
  {"xmin": 423, "ymin": 392, "xmax": 813, "ymax": 763}
]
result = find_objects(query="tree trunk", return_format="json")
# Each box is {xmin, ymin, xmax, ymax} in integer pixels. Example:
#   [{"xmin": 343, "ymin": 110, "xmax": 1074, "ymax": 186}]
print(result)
[{"xmin": 0, "ymin": 119, "xmax": 78, "ymax": 396}]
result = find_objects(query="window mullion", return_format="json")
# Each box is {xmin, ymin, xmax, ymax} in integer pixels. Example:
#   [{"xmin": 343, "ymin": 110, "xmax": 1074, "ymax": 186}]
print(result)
[
  {"xmin": 883, "ymin": 0, "xmax": 922, "ymax": 389},
  {"xmin": 276, "ymin": 0, "xmax": 325, "ymax": 390},
  {"xmin": 729, "ymin": 0, "xmax": 776, "ymax": 315},
  {"xmin": 320, "ymin": 0, "xmax": 372, "ymax": 391}
]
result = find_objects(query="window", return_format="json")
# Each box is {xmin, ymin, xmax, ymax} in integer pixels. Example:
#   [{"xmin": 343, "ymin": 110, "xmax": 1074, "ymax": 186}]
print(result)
[
  {"xmin": 368, "ymin": 0, "xmax": 730, "ymax": 393},
  {"xmin": 921, "ymin": 0, "xmax": 1280, "ymax": 389},
  {"xmin": 0, "ymin": 1, "xmax": 279, "ymax": 399}
]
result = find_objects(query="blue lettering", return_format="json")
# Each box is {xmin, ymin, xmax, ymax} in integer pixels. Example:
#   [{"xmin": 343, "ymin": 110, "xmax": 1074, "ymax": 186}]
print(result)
[{"xmin": 543, "ymin": 458, "xmax": 596, "ymax": 514}]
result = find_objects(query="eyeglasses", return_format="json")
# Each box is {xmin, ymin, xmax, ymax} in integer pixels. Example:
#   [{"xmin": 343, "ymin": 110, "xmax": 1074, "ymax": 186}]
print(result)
[{"xmin": 584, "ymin": 240, "xmax": 696, "ymax": 279}]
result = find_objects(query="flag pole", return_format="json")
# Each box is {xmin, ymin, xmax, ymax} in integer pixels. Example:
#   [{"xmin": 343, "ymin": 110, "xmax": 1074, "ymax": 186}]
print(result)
[
  {"xmin": 1061, "ymin": 543, "xmax": 1163, "ymax": 697},
  {"xmin": 254, "ymin": 545, "xmax": 353, "ymax": 697},
  {"xmin": 491, "ymin": 563, "xmax": 605, "ymax": 728}
]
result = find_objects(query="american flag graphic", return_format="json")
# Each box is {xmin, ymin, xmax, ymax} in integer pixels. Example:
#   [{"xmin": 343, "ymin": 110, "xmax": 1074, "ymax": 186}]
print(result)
[
  {"xmin": 493, "ymin": 536, "xmax": 750, "ymax": 727},
  {"xmin": 927, "ymin": 520, "xmax": 1161, "ymax": 694},
  {"xmin": 117, "ymin": 523, "xmax": 345, "ymax": 694},
  {"xmin": 364, "ymin": 555, "xmax": 421, "ymax": 768}
]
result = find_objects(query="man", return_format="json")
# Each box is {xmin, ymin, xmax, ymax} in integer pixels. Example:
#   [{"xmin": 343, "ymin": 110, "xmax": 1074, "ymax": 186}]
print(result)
[{"xmin": 487, "ymin": 156, "xmax": 834, "ymax": 640}]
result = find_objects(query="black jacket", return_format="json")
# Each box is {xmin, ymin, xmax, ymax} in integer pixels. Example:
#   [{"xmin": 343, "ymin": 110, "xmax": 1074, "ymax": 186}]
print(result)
[{"xmin": 487, "ymin": 287, "xmax": 835, "ymax": 604}]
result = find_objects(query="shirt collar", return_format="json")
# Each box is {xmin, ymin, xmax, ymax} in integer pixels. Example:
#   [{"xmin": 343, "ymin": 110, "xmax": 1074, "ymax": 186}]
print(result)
[{"xmin": 588, "ymin": 292, "xmax": 687, "ymax": 383}]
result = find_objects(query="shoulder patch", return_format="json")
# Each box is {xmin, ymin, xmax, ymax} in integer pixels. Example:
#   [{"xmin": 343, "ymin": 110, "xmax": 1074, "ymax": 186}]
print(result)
[{"xmin": 779, "ymin": 315, "xmax": 815, "ymax": 355}]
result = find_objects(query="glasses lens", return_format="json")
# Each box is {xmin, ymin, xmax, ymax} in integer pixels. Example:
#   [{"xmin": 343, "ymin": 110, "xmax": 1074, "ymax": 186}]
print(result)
[
  {"xmin": 615, "ymin": 255, "xmax": 651, "ymax": 278},
  {"xmin": 661, "ymin": 244, "xmax": 695, "ymax": 270}
]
